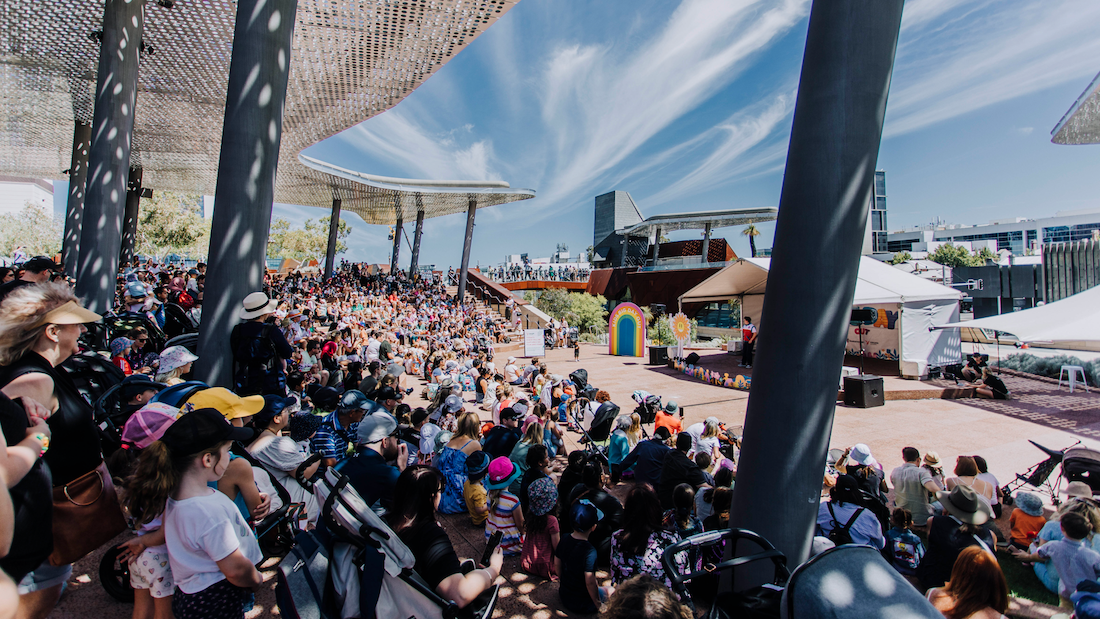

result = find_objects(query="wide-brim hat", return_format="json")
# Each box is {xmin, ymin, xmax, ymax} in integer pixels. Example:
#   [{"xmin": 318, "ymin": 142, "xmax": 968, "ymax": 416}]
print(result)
[
  {"xmin": 1014, "ymin": 491, "xmax": 1044, "ymax": 517},
  {"xmin": 664, "ymin": 401, "xmax": 679, "ymax": 414},
  {"xmin": 486, "ymin": 456, "xmax": 521, "ymax": 490},
  {"xmin": 936, "ymin": 485, "xmax": 993, "ymax": 525},
  {"xmin": 240, "ymin": 291, "xmax": 279, "ymax": 319},
  {"xmin": 1065, "ymin": 481, "xmax": 1093, "ymax": 499},
  {"xmin": 158, "ymin": 345, "xmax": 198, "ymax": 374},
  {"xmin": 848, "ymin": 443, "xmax": 876, "ymax": 467},
  {"xmin": 186, "ymin": 386, "xmax": 264, "ymax": 421},
  {"xmin": 528, "ymin": 476, "xmax": 558, "ymax": 516}
]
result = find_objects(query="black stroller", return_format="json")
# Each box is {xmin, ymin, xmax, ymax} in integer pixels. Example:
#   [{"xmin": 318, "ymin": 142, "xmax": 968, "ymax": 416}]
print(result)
[
  {"xmin": 569, "ymin": 368, "xmax": 599, "ymax": 409},
  {"xmin": 1062, "ymin": 447, "xmax": 1100, "ymax": 494},
  {"xmin": 1003, "ymin": 440, "xmax": 1080, "ymax": 506},
  {"xmin": 632, "ymin": 390, "xmax": 662, "ymax": 425},
  {"xmin": 662, "ymin": 528, "xmax": 790, "ymax": 619},
  {"xmin": 278, "ymin": 470, "xmax": 499, "ymax": 619}
]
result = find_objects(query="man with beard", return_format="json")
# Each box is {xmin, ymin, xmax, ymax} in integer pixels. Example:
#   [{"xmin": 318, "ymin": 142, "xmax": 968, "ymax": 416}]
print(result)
[{"xmin": 338, "ymin": 412, "xmax": 408, "ymax": 510}]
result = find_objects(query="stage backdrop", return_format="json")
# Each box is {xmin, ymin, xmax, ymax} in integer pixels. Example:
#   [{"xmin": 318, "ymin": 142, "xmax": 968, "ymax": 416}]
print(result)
[{"xmin": 609, "ymin": 302, "xmax": 646, "ymax": 357}]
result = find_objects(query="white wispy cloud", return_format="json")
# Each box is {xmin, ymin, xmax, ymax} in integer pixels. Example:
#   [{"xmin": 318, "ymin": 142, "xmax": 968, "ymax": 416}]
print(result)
[
  {"xmin": 885, "ymin": 0, "xmax": 1100, "ymax": 137},
  {"xmin": 345, "ymin": 112, "xmax": 500, "ymax": 181}
]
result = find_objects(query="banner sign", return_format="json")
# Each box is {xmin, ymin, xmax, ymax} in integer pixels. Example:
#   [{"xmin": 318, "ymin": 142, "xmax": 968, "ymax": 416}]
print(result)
[{"xmin": 524, "ymin": 328, "xmax": 545, "ymax": 357}]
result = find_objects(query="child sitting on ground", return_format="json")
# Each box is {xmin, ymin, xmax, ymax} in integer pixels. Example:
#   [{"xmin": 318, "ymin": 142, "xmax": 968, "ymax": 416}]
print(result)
[
  {"xmin": 521, "ymin": 477, "xmax": 561, "ymax": 580},
  {"xmin": 556, "ymin": 502, "xmax": 611, "ymax": 614},
  {"xmin": 485, "ymin": 457, "xmax": 524, "ymax": 556},
  {"xmin": 884, "ymin": 508, "xmax": 925, "ymax": 576},
  {"xmin": 1010, "ymin": 492, "xmax": 1047, "ymax": 551},
  {"xmin": 463, "ymin": 452, "xmax": 490, "ymax": 526},
  {"xmin": 1012, "ymin": 512, "xmax": 1100, "ymax": 608}
]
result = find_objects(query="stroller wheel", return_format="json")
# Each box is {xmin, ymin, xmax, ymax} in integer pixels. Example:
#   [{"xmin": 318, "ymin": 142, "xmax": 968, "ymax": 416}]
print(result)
[{"xmin": 99, "ymin": 545, "xmax": 135, "ymax": 603}]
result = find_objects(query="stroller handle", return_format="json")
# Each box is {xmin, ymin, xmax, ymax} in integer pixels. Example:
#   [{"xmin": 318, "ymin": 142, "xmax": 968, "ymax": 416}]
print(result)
[{"xmin": 1029, "ymin": 440, "xmax": 1068, "ymax": 460}]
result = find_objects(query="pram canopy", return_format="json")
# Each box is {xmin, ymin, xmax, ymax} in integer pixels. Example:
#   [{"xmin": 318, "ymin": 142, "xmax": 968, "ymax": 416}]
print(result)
[
  {"xmin": 781, "ymin": 545, "xmax": 940, "ymax": 619},
  {"xmin": 1063, "ymin": 447, "xmax": 1100, "ymax": 492},
  {"xmin": 588, "ymin": 402, "xmax": 619, "ymax": 442}
]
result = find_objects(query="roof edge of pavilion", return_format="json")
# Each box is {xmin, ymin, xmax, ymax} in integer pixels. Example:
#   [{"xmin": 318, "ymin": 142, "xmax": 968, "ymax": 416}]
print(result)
[
  {"xmin": 299, "ymin": 154, "xmax": 536, "ymax": 196},
  {"xmin": 618, "ymin": 206, "xmax": 779, "ymax": 237}
]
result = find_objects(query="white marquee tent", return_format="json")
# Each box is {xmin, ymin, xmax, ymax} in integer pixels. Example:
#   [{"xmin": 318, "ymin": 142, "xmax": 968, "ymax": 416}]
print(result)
[
  {"xmin": 680, "ymin": 257, "xmax": 964, "ymax": 377},
  {"xmin": 935, "ymin": 285, "xmax": 1100, "ymax": 350}
]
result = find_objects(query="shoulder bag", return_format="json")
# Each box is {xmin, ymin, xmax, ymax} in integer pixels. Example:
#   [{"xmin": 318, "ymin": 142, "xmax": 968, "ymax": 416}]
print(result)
[{"xmin": 48, "ymin": 461, "xmax": 127, "ymax": 566}]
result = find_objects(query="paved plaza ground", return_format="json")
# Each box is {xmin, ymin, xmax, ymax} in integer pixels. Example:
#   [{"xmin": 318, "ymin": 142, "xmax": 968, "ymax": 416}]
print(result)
[{"xmin": 52, "ymin": 345, "xmax": 1099, "ymax": 618}]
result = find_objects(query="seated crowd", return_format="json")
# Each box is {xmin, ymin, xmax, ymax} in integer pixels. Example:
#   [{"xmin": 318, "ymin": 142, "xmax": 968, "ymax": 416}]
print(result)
[{"xmin": 1, "ymin": 258, "xmax": 1097, "ymax": 619}]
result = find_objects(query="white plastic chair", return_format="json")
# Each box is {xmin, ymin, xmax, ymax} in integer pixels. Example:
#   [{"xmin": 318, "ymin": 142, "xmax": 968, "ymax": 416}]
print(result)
[{"xmin": 1059, "ymin": 365, "xmax": 1091, "ymax": 393}]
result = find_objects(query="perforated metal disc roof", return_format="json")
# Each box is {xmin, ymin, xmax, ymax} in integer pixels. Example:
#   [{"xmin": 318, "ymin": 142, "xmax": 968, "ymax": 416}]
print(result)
[
  {"xmin": 1052, "ymin": 69, "xmax": 1100, "ymax": 145},
  {"xmin": 0, "ymin": 0, "xmax": 521, "ymax": 211}
]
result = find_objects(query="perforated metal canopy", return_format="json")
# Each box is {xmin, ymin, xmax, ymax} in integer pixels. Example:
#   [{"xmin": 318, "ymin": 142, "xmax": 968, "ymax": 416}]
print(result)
[
  {"xmin": 1052, "ymin": 69, "xmax": 1100, "ymax": 145},
  {"xmin": 618, "ymin": 207, "xmax": 779, "ymax": 237},
  {"xmin": 0, "ymin": 0, "xmax": 521, "ymax": 209},
  {"xmin": 297, "ymin": 154, "xmax": 535, "ymax": 223}
]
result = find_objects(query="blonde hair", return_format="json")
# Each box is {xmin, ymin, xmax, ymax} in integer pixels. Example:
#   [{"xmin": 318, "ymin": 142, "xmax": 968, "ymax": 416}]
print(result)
[
  {"xmin": 454, "ymin": 412, "xmax": 481, "ymax": 440},
  {"xmin": 703, "ymin": 419, "xmax": 720, "ymax": 439},
  {"xmin": 522, "ymin": 420, "xmax": 544, "ymax": 445},
  {"xmin": 0, "ymin": 282, "xmax": 79, "ymax": 366}
]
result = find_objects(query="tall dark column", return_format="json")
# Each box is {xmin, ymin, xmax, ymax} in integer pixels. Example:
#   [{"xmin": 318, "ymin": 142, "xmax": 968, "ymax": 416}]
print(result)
[
  {"xmin": 651, "ymin": 226, "xmax": 662, "ymax": 264},
  {"xmin": 456, "ymin": 197, "xmax": 476, "ymax": 304},
  {"xmin": 409, "ymin": 194, "xmax": 424, "ymax": 278},
  {"xmin": 323, "ymin": 198, "xmax": 341, "ymax": 280},
  {"xmin": 62, "ymin": 120, "xmax": 92, "ymax": 279},
  {"xmin": 119, "ymin": 166, "xmax": 142, "ymax": 266},
  {"xmin": 195, "ymin": 0, "xmax": 297, "ymax": 388},
  {"xmin": 74, "ymin": 0, "xmax": 144, "ymax": 313},
  {"xmin": 391, "ymin": 215, "xmax": 403, "ymax": 275},
  {"xmin": 726, "ymin": 0, "xmax": 903, "ymax": 568}
]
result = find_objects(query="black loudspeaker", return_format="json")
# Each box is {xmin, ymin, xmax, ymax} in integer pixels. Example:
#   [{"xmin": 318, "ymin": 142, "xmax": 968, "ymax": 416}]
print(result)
[
  {"xmin": 649, "ymin": 346, "xmax": 669, "ymax": 365},
  {"xmin": 850, "ymin": 308, "xmax": 876, "ymax": 324},
  {"xmin": 843, "ymin": 375, "xmax": 884, "ymax": 408},
  {"xmin": 685, "ymin": 352, "xmax": 700, "ymax": 365},
  {"xmin": 651, "ymin": 304, "xmax": 667, "ymax": 317}
]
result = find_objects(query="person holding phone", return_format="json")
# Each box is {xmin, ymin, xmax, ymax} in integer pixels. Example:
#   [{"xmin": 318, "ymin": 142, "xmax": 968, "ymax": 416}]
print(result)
[{"xmin": 388, "ymin": 466, "xmax": 502, "ymax": 608}]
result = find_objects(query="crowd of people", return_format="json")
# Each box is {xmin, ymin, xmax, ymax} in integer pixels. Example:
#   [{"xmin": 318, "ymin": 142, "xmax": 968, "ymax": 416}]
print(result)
[
  {"xmin": 1, "ymin": 254, "xmax": 1098, "ymax": 619},
  {"xmin": 480, "ymin": 263, "xmax": 590, "ymax": 283}
]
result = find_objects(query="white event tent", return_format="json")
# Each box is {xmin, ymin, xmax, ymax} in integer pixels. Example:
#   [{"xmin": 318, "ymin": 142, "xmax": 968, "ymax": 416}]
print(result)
[
  {"xmin": 680, "ymin": 257, "xmax": 964, "ymax": 378},
  {"xmin": 935, "ymin": 285, "xmax": 1100, "ymax": 351}
]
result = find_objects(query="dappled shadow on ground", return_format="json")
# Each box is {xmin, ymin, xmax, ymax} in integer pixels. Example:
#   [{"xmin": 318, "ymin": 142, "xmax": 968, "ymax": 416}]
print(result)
[{"xmin": 939, "ymin": 371, "xmax": 1100, "ymax": 439}]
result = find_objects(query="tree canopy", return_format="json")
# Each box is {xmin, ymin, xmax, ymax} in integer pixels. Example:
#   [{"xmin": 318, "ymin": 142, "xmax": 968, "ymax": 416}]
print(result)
[
  {"xmin": 136, "ymin": 191, "xmax": 210, "ymax": 259},
  {"xmin": 268, "ymin": 216, "xmax": 351, "ymax": 261},
  {"xmin": 0, "ymin": 202, "xmax": 62, "ymax": 258},
  {"xmin": 534, "ymin": 290, "xmax": 609, "ymax": 332},
  {"xmin": 928, "ymin": 243, "xmax": 997, "ymax": 268}
]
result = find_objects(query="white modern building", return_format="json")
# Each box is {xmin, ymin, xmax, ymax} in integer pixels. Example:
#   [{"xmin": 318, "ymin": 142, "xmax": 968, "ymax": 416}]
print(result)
[
  {"xmin": 887, "ymin": 209, "xmax": 1100, "ymax": 256},
  {"xmin": 0, "ymin": 176, "xmax": 53, "ymax": 216}
]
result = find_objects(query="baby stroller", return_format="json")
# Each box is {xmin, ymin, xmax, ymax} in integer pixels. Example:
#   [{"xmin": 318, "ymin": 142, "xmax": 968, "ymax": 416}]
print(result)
[
  {"xmin": 569, "ymin": 368, "xmax": 598, "ymax": 402},
  {"xmin": 277, "ymin": 470, "xmax": 499, "ymax": 619},
  {"xmin": 662, "ymin": 528, "xmax": 790, "ymax": 619},
  {"xmin": 1003, "ymin": 439, "xmax": 1079, "ymax": 506},
  {"xmin": 632, "ymin": 390, "xmax": 662, "ymax": 425},
  {"xmin": 781, "ymin": 545, "xmax": 940, "ymax": 618},
  {"xmin": 1062, "ymin": 447, "xmax": 1100, "ymax": 494}
]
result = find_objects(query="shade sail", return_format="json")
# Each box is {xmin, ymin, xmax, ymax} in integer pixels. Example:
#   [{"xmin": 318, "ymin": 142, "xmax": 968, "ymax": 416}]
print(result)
[{"xmin": 935, "ymin": 285, "xmax": 1100, "ymax": 344}]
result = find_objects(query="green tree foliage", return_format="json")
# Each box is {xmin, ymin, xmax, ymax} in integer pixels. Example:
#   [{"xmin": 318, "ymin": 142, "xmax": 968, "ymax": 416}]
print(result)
[
  {"xmin": 928, "ymin": 244, "xmax": 998, "ymax": 268},
  {"xmin": 534, "ymin": 290, "xmax": 609, "ymax": 333},
  {"xmin": 267, "ymin": 216, "xmax": 351, "ymax": 261},
  {"xmin": 0, "ymin": 202, "xmax": 62, "ymax": 257},
  {"xmin": 888, "ymin": 251, "xmax": 912, "ymax": 265},
  {"xmin": 136, "ymin": 191, "xmax": 210, "ymax": 259}
]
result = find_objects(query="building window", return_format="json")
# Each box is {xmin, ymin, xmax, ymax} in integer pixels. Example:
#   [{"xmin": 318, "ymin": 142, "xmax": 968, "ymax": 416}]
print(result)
[
  {"xmin": 1043, "ymin": 223, "xmax": 1100, "ymax": 244},
  {"xmin": 695, "ymin": 302, "xmax": 736, "ymax": 329},
  {"xmin": 887, "ymin": 239, "xmax": 914, "ymax": 253},
  {"xmin": 874, "ymin": 172, "xmax": 886, "ymax": 196},
  {"xmin": 872, "ymin": 210, "xmax": 887, "ymax": 232},
  {"xmin": 947, "ymin": 230, "xmax": 1024, "ymax": 254}
]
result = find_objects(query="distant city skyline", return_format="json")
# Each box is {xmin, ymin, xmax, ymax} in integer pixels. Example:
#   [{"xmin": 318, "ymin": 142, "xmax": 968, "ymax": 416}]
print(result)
[{"xmin": 53, "ymin": 0, "xmax": 1100, "ymax": 268}]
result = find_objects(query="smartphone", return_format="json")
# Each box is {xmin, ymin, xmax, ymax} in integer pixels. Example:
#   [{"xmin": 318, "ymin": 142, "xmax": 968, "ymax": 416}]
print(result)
[{"xmin": 480, "ymin": 531, "xmax": 503, "ymax": 567}]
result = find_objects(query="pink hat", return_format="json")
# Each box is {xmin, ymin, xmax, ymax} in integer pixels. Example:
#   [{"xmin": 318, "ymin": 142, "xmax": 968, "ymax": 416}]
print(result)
[
  {"xmin": 120, "ymin": 402, "xmax": 180, "ymax": 449},
  {"xmin": 486, "ymin": 456, "xmax": 521, "ymax": 490}
]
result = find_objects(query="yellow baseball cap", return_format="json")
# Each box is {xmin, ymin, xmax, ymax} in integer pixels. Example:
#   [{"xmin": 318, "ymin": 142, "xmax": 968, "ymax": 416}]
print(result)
[{"xmin": 186, "ymin": 387, "xmax": 264, "ymax": 421}]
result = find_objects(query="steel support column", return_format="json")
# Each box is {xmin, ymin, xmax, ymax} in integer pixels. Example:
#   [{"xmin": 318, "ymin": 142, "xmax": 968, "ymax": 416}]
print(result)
[
  {"xmin": 62, "ymin": 120, "xmax": 91, "ymax": 279},
  {"xmin": 119, "ymin": 166, "xmax": 142, "ymax": 265},
  {"xmin": 726, "ymin": 0, "xmax": 903, "ymax": 569},
  {"xmin": 323, "ymin": 198, "xmax": 341, "ymax": 280},
  {"xmin": 651, "ymin": 226, "xmax": 662, "ymax": 264},
  {"xmin": 74, "ymin": 0, "xmax": 144, "ymax": 313},
  {"xmin": 456, "ymin": 197, "xmax": 476, "ymax": 304},
  {"xmin": 391, "ymin": 215, "xmax": 403, "ymax": 275},
  {"xmin": 409, "ymin": 197, "xmax": 425, "ymax": 278},
  {"xmin": 195, "ymin": 0, "xmax": 297, "ymax": 388},
  {"xmin": 701, "ymin": 223, "xmax": 712, "ymax": 264}
]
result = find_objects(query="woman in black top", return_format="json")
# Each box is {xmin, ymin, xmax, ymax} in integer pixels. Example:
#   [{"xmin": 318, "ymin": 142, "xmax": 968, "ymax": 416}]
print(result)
[
  {"xmin": 916, "ymin": 485, "xmax": 998, "ymax": 590},
  {"xmin": 388, "ymin": 466, "xmax": 502, "ymax": 607},
  {"xmin": 975, "ymin": 367, "xmax": 1010, "ymax": 400},
  {"xmin": 0, "ymin": 282, "xmax": 103, "ymax": 616}
]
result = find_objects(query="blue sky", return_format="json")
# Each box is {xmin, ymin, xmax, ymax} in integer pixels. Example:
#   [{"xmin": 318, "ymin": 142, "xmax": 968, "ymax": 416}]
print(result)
[{"xmin": 55, "ymin": 0, "xmax": 1100, "ymax": 268}]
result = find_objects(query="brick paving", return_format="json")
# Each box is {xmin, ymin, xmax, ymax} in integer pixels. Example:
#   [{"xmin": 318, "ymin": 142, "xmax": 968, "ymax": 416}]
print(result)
[{"xmin": 936, "ymin": 371, "xmax": 1100, "ymax": 438}]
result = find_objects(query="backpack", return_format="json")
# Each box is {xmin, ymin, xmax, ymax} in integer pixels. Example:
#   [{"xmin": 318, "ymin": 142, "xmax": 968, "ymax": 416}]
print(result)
[
  {"xmin": 232, "ymin": 323, "xmax": 285, "ymax": 396},
  {"xmin": 886, "ymin": 530, "xmax": 925, "ymax": 575},
  {"xmin": 827, "ymin": 502, "xmax": 864, "ymax": 546}
]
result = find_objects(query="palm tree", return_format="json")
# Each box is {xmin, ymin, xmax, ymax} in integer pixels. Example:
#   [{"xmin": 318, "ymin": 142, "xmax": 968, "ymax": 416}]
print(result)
[{"xmin": 742, "ymin": 224, "xmax": 761, "ymax": 258}]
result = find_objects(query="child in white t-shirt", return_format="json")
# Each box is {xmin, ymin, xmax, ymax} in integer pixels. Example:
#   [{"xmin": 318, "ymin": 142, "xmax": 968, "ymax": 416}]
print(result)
[{"xmin": 126, "ymin": 408, "xmax": 262, "ymax": 619}]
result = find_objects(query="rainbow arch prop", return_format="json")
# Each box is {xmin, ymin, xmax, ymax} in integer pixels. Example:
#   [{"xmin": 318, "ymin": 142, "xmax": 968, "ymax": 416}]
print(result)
[{"xmin": 608, "ymin": 302, "xmax": 646, "ymax": 357}]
